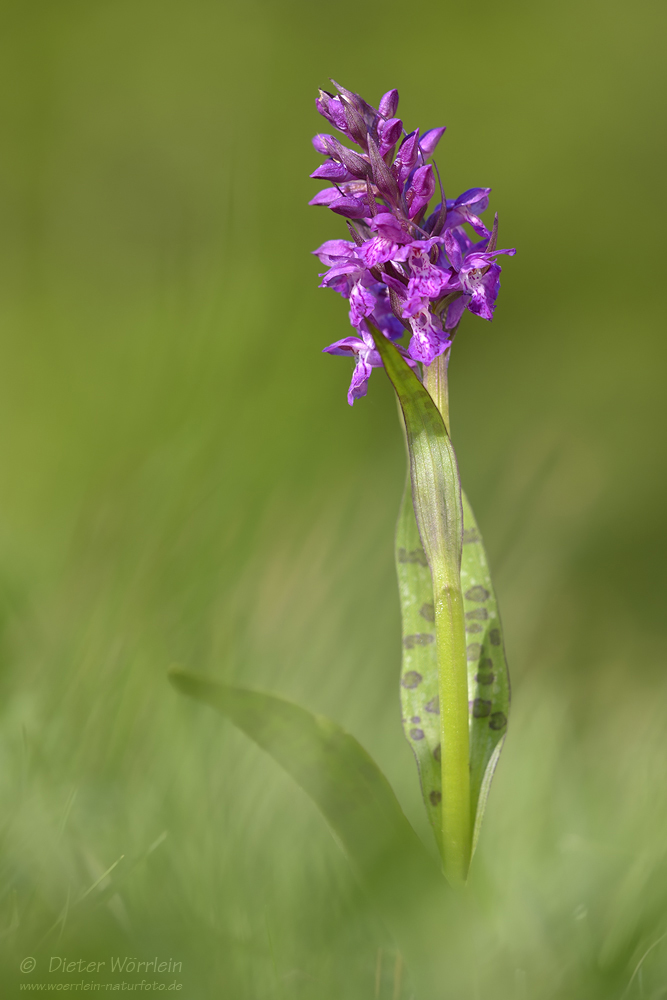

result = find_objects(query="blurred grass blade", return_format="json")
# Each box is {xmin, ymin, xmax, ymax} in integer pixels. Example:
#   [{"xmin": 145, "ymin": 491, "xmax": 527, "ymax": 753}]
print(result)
[
  {"xmin": 168, "ymin": 669, "xmax": 454, "ymax": 995},
  {"xmin": 460, "ymin": 492, "xmax": 510, "ymax": 854},
  {"xmin": 396, "ymin": 488, "xmax": 510, "ymax": 858}
]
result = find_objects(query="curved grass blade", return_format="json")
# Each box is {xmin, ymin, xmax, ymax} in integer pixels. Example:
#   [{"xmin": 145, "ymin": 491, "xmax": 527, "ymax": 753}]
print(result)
[
  {"xmin": 396, "ymin": 488, "xmax": 510, "ymax": 858},
  {"xmin": 168, "ymin": 669, "xmax": 453, "ymax": 995}
]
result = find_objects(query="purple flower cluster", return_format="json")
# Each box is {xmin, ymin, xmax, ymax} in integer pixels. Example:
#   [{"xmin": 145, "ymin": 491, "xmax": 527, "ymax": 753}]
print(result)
[{"xmin": 310, "ymin": 82, "xmax": 515, "ymax": 405}]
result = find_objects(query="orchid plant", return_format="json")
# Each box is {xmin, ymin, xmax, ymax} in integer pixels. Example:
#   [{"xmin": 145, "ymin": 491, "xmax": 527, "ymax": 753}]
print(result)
[
  {"xmin": 170, "ymin": 81, "xmax": 514, "ymax": 996},
  {"xmin": 312, "ymin": 80, "xmax": 513, "ymax": 885}
]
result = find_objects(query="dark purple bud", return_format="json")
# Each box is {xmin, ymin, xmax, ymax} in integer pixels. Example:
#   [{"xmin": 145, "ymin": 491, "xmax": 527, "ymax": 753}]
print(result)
[
  {"xmin": 393, "ymin": 130, "xmax": 420, "ymax": 187},
  {"xmin": 378, "ymin": 88, "xmax": 399, "ymax": 119},
  {"xmin": 406, "ymin": 164, "xmax": 435, "ymax": 219},
  {"xmin": 316, "ymin": 91, "xmax": 351, "ymax": 135},
  {"xmin": 329, "ymin": 196, "xmax": 369, "ymax": 219},
  {"xmin": 330, "ymin": 79, "xmax": 377, "ymax": 126},
  {"xmin": 312, "ymin": 134, "xmax": 332, "ymax": 155},
  {"xmin": 367, "ymin": 134, "xmax": 400, "ymax": 204},
  {"xmin": 419, "ymin": 127, "xmax": 447, "ymax": 159},
  {"xmin": 328, "ymin": 99, "xmax": 351, "ymax": 135},
  {"xmin": 322, "ymin": 136, "xmax": 371, "ymax": 181},
  {"xmin": 378, "ymin": 117, "xmax": 403, "ymax": 157},
  {"xmin": 340, "ymin": 97, "xmax": 369, "ymax": 149}
]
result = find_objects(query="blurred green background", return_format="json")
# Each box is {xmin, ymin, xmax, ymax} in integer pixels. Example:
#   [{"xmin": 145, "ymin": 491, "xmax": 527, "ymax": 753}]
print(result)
[{"xmin": 0, "ymin": 0, "xmax": 665, "ymax": 996}]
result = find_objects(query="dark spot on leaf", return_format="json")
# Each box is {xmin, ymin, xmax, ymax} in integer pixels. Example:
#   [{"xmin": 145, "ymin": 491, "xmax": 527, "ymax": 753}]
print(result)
[
  {"xmin": 401, "ymin": 671, "xmax": 422, "ymax": 689},
  {"xmin": 429, "ymin": 790, "xmax": 442, "ymax": 805},
  {"xmin": 466, "ymin": 623, "xmax": 483, "ymax": 634},
  {"xmin": 410, "ymin": 728, "xmax": 425, "ymax": 740},
  {"xmin": 472, "ymin": 699, "xmax": 492, "ymax": 718},
  {"xmin": 433, "ymin": 744, "xmax": 441, "ymax": 761},
  {"xmin": 411, "ymin": 716, "xmax": 421, "ymax": 724},
  {"xmin": 425, "ymin": 697, "xmax": 440, "ymax": 714},
  {"xmin": 463, "ymin": 528, "xmax": 480, "ymax": 544},
  {"xmin": 481, "ymin": 657, "xmax": 493, "ymax": 669},
  {"xmin": 475, "ymin": 672, "xmax": 495, "ymax": 686},
  {"xmin": 466, "ymin": 608, "xmax": 488, "ymax": 620},
  {"xmin": 466, "ymin": 643, "xmax": 483, "ymax": 661},
  {"xmin": 420, "ymin": 602, "xmax": 435, "ymax": 622},
  {"xmin": 398, "ymin": 548, "xmax": 428, "ymax": 567},
  {"xmin": 465, "ymin": 586, "xmax": 490, "ymax": 602},
  {"xmin": 403, "ymin": 633, "xmax": 435, "ymax": 649},
  {"xmin": 489, "ymin": 628, "xmax": 501, "ymax": 646},
  {"xmin": 489, "ymin": 711, "xmax": 507, "ymax": 731}
]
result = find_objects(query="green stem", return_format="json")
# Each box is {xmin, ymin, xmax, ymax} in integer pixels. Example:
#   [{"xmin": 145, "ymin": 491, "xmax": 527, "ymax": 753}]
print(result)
[
  {"xmin": 425, "ymin": 352, "xmax": 471, "ymax": 884},
  {"xmin": 425, "ymin": 347, "xmax": 451, "ymax": 434}
]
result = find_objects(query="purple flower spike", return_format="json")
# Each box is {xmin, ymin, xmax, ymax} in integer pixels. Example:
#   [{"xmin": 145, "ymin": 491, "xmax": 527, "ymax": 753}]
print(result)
[{"xmin": 310, "ymin": 83, "xmax": 516, "ymax": 402}]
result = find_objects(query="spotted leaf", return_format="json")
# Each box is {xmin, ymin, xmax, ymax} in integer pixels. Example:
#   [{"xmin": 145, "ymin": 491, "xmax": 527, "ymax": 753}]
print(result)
[
  {"xmin": 397, "ymin": 488, "xmax": 509, "ymax": 857},
  {"xmin": 460, "ymin": 492, "xmax": 510, "ymax": 854}
]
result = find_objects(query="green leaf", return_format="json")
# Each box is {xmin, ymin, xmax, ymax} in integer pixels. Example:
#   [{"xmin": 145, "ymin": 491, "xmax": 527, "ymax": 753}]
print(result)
[
  {"xmin": 396, "ymin": 476, "xmax": 443, "ymax": 853},
  {"xmin": 369, "ymin": 331, "xmax": 462, "ymax": 595},
  {"xmin": 396, "ymin": 487, "xmax": 510, "ymax": 856},
  {"xmin": 168, "ymin": 669, "xmax": 452, "ymax": 994}
]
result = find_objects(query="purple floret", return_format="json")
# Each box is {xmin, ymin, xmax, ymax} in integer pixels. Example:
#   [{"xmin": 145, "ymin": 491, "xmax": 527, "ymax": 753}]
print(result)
[{"xmin": 309, "ymin": 81, "xmax": 515, "ymax": 402}]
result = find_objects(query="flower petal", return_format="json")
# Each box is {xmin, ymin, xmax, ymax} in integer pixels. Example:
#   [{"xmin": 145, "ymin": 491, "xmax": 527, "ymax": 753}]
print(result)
[
  {"xmin": 407, "ymin": 308, "xmax": 451, "ymax": 364},
  {"xmin": 310, "ymin": 161, "xmax": 355, "ymax": 181},
  {"xmin": 419, "ymin": 127, "xmax": 446, "ymax": 159},
  {"xmin": 378, "ymin": 89, "xmax": 399, "ymax": 119},
  {"xmin": 406, "ymin": 164, "xmax": 435, "ymax": 219},
  {"xmin": 444, "ymin": 229, "xmax": 463, "ymax": 272}
]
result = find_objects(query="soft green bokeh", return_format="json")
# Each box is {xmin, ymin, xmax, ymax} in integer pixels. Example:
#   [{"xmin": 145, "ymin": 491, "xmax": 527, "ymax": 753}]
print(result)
[{"xmin": 0, "ymin": 0, "xmax": 665, "ymax": 996}]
